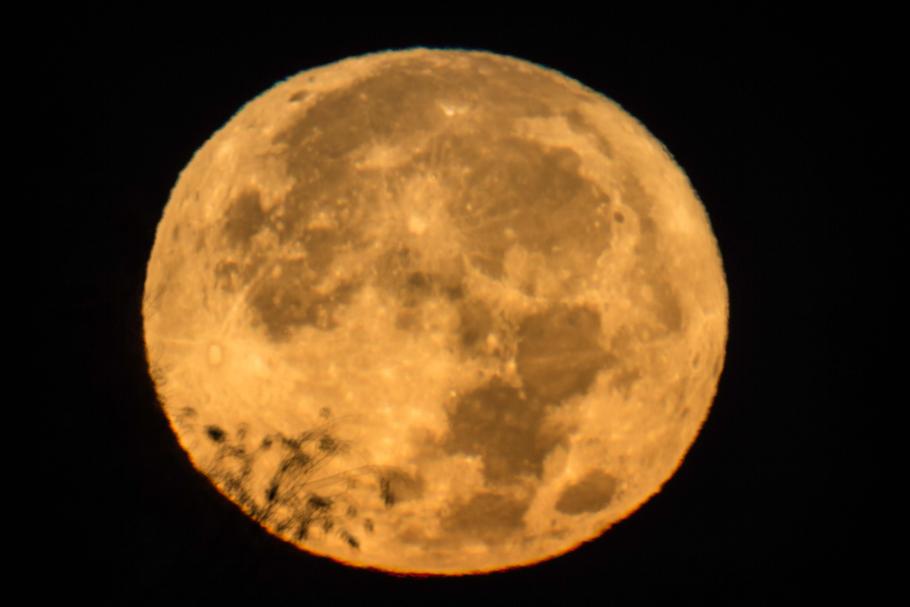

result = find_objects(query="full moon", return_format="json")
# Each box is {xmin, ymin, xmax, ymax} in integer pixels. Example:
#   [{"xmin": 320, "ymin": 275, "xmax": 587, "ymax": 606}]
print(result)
[{"xmin": 143, "ymin": 48, "xmax": 728, "ymax": 574}]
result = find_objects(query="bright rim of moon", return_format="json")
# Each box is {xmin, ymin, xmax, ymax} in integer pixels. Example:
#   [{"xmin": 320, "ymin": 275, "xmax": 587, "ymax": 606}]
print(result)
[{"xmin": 143, "ymin": 48, "xmax": 728, "ymax": 575}]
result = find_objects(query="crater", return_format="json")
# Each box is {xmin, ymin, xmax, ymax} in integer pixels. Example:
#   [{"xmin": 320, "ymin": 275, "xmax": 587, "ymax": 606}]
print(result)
[
  {"xmin": 516, "ymin": 305, "xmax": 615, "ymax": 403},
  {"xmin": 444, "ymin": 378, "xmax": 564, "ymax": 484},
  {"xmin": 555, "ymin": 469, "xmax": 619, "ymax": 515}
]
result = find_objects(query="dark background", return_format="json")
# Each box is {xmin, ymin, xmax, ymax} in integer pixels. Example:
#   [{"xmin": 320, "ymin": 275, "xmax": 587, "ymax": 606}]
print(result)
[{"xmin": 34, "ymin": 12, "xmax": 888, "ymax": 604}]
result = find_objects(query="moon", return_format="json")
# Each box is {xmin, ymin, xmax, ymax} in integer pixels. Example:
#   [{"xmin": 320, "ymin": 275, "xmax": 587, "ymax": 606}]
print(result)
[{"xmin": 142, "ymin": 48, "xmax": 728, "ymax": 575}]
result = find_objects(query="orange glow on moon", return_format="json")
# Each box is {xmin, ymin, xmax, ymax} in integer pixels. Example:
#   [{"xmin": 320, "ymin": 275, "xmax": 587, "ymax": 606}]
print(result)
[{"xmin": 143, "ymin": 48, "xmax": 728, "ymax": 574}]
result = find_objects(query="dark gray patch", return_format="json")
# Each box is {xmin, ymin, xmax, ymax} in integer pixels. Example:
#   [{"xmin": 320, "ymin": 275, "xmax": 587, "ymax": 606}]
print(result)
[
  {"xmin": 445, "ymin": 379, "xmax": 564, "ymax": 483},
  {"xmin": 453, "ymin": 136, "xmax": 612, "ymax": 279},
  {"xmin": 373, "ymin": 250, "xmax": 468, "ymax": 332},
  {"xmin": 374, "ymin": 245, "xmax": 467, "ymax": 310},
  {"xmin": 405, "ymin": 271, "xmax": 431, "ymax": 294},
  {"xmin": 395, "ymin": 308, "xmax": 420, "ymax": 331},
  {"xmin": 223, "ymin": 190, "xmax": 266, "ymax": 248},
  {"xmin": 397, "ymin": 271, "xmax": 435, "ymax": 320},
  {"xmin": 269, "ymin": 56, "xmax": 584, "ymax": 281},
  {"xmin": 638, "ymin": 214, "xmax": 659, "ymax": 242},
  {"xmin": 262, "ymin": 111, "xmax": 377, "ymax": 292},
  {"xmin": 276, "ymin": 56, "xmax": 559, "ymax": 159},
  {"xmin": 444, "ymin": 283, "xmax": 465, "ymax": 300},
  {"xmin": 247, "ymin": 281, "xmax": 325, "ymax": 338},
  {"xmin": 459, "ymin": 55, "xmax": 561, "ymax": 117},
  {"xmin": 555, "ymin": 470, "xmax": 618, "ymax": 515},
  {"xmin": 650, "ymin": 278, "xmax": 683, "ymax": 333},
  {"xmin": 303, "ymin": 227, "xmax": 354, "ymax": 276},
  {"xmin": 442, "ymin": 491, "xmax": 529, "ymax": 541},
  {"xmin": 273, "ymin": 60, "xmax": 462, "ymax": 190},
  {"xmin": 516, "ymin": 305, "xmax": 615, "ymax": 403},
  {"xmin": 246, "ymin": 257, "xmax": 360, "ymax": 341}
]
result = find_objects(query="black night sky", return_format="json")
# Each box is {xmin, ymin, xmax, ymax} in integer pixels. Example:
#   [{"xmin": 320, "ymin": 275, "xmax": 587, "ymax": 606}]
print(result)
[{"xmin": 34, "ymin": 12, "xmax": 888, "ymax": 604}]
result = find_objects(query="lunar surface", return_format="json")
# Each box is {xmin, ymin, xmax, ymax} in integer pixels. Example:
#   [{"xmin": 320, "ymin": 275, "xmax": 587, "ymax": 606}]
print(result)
[{"xmin": 143, "ymin": 48, "xmax": 728, "ymax": 574}]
